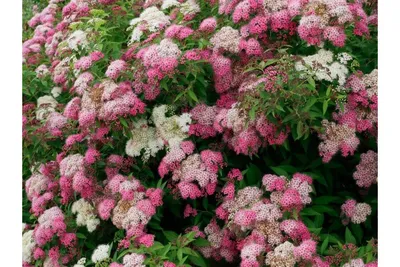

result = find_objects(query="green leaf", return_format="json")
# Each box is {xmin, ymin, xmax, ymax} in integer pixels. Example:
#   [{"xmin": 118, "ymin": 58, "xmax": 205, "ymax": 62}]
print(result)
[
  {"xmin": 312, "ymin": 205, "xmax": 339, "ymax": 217},
  {"xmin": 182, "ymin": 247, "xmax": 200, "ymax": 257},
  {"xmin": 296, "ymin": 121, "xmax": 304, "ymax": 140},
  {"xmin": 193, "ymin": 238, "xmax": 210, "ymax": 247},
  {"xmin": 315, "ymin": 214, "xmax": 324, "ymax": 228},
  {"xmin": 246, "ymin": 164, "xmax": 262, "ymax": 185},
  {"xmin": 323, "ymin": 100, "xmax": 328, "ymax": 115},
  {"xmin": 249, "ymin": 105, "xmax": 257, "ymax": 121},
  {"xmin": 326, "ymin": 85, "xmax": 332, "ymax": 96},
  {"xmin": 187, "ymin": 90, "xmax": 199, "ymax": 102},
  {"xmin": 163, "ymin": 231, "xmax": 179, "ymax": 242},
  {"xmin": 300, "ymin": 208, "xmax": 321, "ymax": 216},
  {"xmin": 189, "ymin": 255, "xmax": 208, "ymax": 267},
  {"xmin": 76, "ymin": 233, "xmax": 86, "ymax": 239},
  {"xmin": 351, "ymin": 224, "xmax": 363, "ymax": 244},
  {"xmin": 303, "ymin": 97, "xmax": 317, "ymax": 112},
  {"xmin": 161, "ymin": 243, "xmax": 172, "ymax": 256},
  {"xmin": 119, "ymin": 117, "xmax": 129, "ymax": 128},
  {"xmin": 174, "ymin": 90, "xmax": 186, "ymax": 102},
  {"xmin": 178, "ymin": 248, "xmax": 183, "ymax": 262},
  {"xmin": 261, "ymin": 59, "xmax": 278, "ymax": 68},
  {"xmin": 270, "ymin": 166, "xmax": 288, "ymax": 177},
  {"xmin": 313, "ymin": 196, "xmax": 342, "ymax": 205},
  {"xmin": 307, "ymin": 76, "xmax": 316, "ymax": 89},
  {"xmin": 202, "ymin": 198, "xmax": 208, "ymax": 210},
  {"xmin": 321, "ymin": 236, "xmax": 329, "ymax": 254},
  {"xmin": 345, "ymin": 227, "xmax": 357, "ymax": 244}
]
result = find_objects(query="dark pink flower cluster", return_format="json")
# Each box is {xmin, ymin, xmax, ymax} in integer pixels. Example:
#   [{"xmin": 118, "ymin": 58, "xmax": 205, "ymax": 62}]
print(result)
[
  {"xmin": 334, "ymin": 70, "xmax": 378, "ymax": 135},
  {"xmin": 159, "ymin": 143, "xmax": 225, "ymax": 199}
]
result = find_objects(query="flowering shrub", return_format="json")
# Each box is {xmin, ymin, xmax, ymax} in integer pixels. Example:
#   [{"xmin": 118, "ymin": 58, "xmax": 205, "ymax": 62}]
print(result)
[{"xmin": 22, "ymin": 0, "xmax": 377, "ymax": 266}]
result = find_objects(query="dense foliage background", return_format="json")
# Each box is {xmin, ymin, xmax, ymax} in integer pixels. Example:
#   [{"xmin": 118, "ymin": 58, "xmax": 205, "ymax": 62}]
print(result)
[{"xmin": 22, "ymin": 0, "xmax": 377, "ymax": 266}]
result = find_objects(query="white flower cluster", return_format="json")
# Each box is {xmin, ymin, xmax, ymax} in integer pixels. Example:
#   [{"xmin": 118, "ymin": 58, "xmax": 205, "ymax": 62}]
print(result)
[
  {"xmin": 161, "ymin": 0, "xmax": 180, "ymax": 10},
  {"xmin": 67, "ymin": 30, "xmax": 88, "ymax": 51},
  {"xmin": 152, "ymin": 105, "xmax": 192, "ymax": 147},
  {"xmin": 22, "ymin": 230, "xmax": 36, "ymax": 263},
  {"xmin": 51, "ymin": 87, "xmax": 62, "ymax": 98},
  {"xmin": 129, "ymin": 7, "xmax": 171, "ymax": 44},
  {"xmin": 71, "ymin": 198, "xmax": 100, "ymax": 232},
  {"xmin": 180, "ymin": 0, "xmax": 201, "ymax": 16},
  {"xmin": 73, "ymin": 258, "xmax": 86, "ymax": 267},
  {"xmin": 91, "ymin": 244, "xmax": 110, "ymax": 263},
  {"xmin": 295, "ymin": 49, "xmax": 349, "ymax": 85},
  {"xmin": 126, "ymin": 105, "xmax": 191, "ymax": 160},
  {"xmin": 36, "ymin": 95, "xmax": 58, "ymax": 121},
  {"xmin": 337, "ymin": 52, "xmax": 353, "ymax": 64},
  {"xmin": 125, "ymin": 119, "xmax": 164, "ymax": 161}
]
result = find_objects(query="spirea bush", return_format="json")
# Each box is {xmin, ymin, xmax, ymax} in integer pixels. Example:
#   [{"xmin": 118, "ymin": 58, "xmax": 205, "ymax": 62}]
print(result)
[{"xmin": 22, "ymin": 0, "xmax": 378, "ymax": 266}]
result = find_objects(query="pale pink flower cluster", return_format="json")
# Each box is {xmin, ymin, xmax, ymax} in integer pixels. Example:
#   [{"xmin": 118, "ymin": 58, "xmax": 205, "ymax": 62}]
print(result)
[
  {"xmin": 318, "ymin": 120, "xmax": 360, "ymax": 163},
  {"xmin": 25, "ymin": 169, "xmax": 58, "ymax": 216},
  {"xmin": 210, "ymin": 26, "xmax": 241, "ymax": 54},
  {"xmin": 341, "ymin": 199, "xmax": 372, "ymax": 225},
  {"xmin": 123, "ymin": 253, "xmax": 146, "ymax": 267},
  {"xmin": 353, "ymin": 150, "xmax": 377, "ymax": 188}
]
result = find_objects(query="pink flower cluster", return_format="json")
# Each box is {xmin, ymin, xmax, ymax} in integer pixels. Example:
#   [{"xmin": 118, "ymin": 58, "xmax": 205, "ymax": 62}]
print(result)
[
  {"xmin": 318, "ymin": 120, "xmax": 360, "ymax": 163},
  {"xmin": 189, "ymin": 104, "xmax": 288, "ymax": 156},
  {"xmin": 197, "ymin": 172, "xmax": 324, "ymax": 266},
  {"xmin": 353, "ymin": 150, "xmax": 377, "ymax": 188},
  {"xmin": 341, "ymin": 199, "xmax": 372, "ymax": 225},
  {"xmin": 32, "ymin": 207, "xmax": 78, "ymax": 265},
  {"xmin": 334, "ymin": 70, "xmax": 378, "ymax": 135},
  {"xmin": 160, "ymin": 144, "xmax": 225, "ymax": 199},
  {"xmin": 25, "ymin": 164, "xmax": 58, "ymax": 216},
  {"xmin": 263, "ymin": 173, "xmax": 313, "ymax": 211}
]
